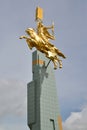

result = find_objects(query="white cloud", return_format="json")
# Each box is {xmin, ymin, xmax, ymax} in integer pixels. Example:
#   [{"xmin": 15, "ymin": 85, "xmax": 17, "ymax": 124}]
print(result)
[
  {"xmin": 0, "ymin": 79, "xmax": 29, "ymax": 129},
  {"xmin": 0, "ymin": 123, "xmax": 29, "ymax": 130},
  {"xmin": 0, "ymin": 79, "xmax": 27, "ymax": 117},
  {"xmin": 63, "ymin": 105, "xmax": 87, "ymax": 130},
  {"xmin": 0, "ymin": 127, "xmax": 4, "ymax": 130}
]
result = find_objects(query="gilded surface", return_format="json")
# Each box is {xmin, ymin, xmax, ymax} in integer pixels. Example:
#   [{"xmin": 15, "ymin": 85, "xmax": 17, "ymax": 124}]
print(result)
[
  {"xmin": 20, "ymin": 7, "xmax": 66, "ymax": 69},
  {"xmin": 36, "ymin": 7, "xmax": 43, "ymax": 21}
]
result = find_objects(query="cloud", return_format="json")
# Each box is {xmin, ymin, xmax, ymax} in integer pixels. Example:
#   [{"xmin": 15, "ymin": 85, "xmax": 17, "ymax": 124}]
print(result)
[
  {"xmin": 63, "ymin": 105, "xmax": 87, "ymax": 130},
  {"xmin": 0, "ymin": 77, "xmax": 29, "ymax": 130},
  {"xmin": 0, "ymin": 122, "xmax": 29, "ymax": 130},
  {"xmin": 0, "ymin": 79, "xmax": 27, "ymax": 117},
  {"xmin": 0, "ymin": 127, "xmax": 4, "ymax": 130}
]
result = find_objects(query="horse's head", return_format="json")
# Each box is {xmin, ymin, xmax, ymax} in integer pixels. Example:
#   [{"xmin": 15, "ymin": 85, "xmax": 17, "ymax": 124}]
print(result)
[{"xmin": 25, "ymin": 28, "xmax": 35, "ymax": 37}]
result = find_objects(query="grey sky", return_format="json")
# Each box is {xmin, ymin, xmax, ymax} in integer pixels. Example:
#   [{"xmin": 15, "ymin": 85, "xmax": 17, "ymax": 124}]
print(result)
[{"xmin": 0, "ymin": 0, "xmax": 87, "ymax": 130}]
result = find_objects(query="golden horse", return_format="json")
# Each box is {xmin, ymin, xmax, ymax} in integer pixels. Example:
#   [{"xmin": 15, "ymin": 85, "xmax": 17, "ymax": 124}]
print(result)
[{"xmin": 20, "ymin": 28, "xmax": 66, "ymax": 69}]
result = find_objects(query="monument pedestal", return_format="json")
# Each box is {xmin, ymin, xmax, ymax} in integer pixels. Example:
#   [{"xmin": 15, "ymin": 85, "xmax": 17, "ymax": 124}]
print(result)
[{"xmin": 27, "ymin": 50, "xmax": 62, "ymax": 130}]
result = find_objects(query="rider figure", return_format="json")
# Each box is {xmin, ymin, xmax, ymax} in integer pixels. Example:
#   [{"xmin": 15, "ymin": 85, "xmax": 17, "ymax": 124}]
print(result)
[{"xmin": 37, "ymin": 22, "xmax": 55, "ymax": 47}]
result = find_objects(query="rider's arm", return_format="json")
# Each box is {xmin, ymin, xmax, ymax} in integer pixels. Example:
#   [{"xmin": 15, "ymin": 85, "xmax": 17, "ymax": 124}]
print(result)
[{"xmin": 45, "ymin": 25, "xmax": 54, "ymax": 29}]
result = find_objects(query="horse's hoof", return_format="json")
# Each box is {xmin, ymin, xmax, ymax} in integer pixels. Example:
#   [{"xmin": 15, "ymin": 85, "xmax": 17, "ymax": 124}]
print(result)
[{"xmin": 19, "ymin": 36, "xmax": 23, "ymax": 39}]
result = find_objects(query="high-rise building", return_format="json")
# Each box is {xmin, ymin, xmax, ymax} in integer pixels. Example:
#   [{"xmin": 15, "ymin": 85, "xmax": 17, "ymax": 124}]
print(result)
[{"xmin": 27, "ymin": 50, "xmax": 62, "ymax": 130}]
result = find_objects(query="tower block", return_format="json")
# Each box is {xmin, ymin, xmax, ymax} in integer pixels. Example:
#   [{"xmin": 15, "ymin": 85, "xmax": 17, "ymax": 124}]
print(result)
[{"xmin": 27, "ymin": 50, "xmax": 63, "ymax": 130}]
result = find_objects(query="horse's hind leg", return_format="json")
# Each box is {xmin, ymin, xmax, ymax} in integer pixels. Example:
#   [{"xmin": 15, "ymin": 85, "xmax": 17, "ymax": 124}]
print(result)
[
  {"xmin": 54, "ymin": 56, "xmax": 62, "ymax": 69},
  {"xmin": 58, "ymin": 59, "xmax": 62, "ymax": 68}
]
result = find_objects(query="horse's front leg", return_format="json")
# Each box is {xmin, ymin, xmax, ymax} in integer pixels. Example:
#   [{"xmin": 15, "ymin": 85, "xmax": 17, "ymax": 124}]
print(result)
[{"xmin": 19, "ymin": 35, "xmax": 28, "ymax": 39}]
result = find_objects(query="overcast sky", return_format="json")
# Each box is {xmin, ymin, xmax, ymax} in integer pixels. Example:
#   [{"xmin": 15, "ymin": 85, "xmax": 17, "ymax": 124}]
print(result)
[{"xmin": 0, "ymin": 0, "xmax": 87, "ymax": 130}]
